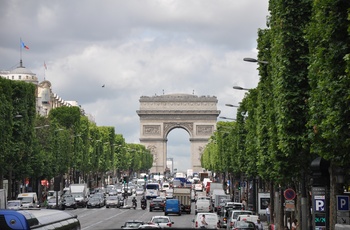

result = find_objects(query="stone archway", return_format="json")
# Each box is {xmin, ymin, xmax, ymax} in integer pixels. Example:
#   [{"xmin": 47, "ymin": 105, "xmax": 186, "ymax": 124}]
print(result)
[{"xmin": 137, "ymin": 94, "xmax": 220, "ymax": 174}]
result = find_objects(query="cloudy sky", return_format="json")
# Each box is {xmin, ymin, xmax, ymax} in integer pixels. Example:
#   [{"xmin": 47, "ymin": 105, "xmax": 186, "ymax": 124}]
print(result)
[{"xmin": 1, "ymin": 0, "xmax": 269, "ymax": 173}]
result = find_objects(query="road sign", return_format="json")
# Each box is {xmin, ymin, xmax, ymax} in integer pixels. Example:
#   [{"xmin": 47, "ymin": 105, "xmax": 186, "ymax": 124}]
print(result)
[
  {"xmin": 285, "ymin": 200, "xmax": 295, "ymax": 211},
  {"xmin": 337, "ymin": 195, "xmax": 350, "ymax": 211},
  {"xmin": 314, "ymin": 196, "xmax": 325, "ymax": 212},
  {"xmin": 284, "ymin": 188, "xmax": 296, "ymax": 200}
]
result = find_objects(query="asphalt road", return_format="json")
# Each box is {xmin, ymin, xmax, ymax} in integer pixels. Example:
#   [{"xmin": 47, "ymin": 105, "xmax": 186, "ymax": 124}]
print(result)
[{"xmin": 64, "ymin": 196, "xmax": 197, "ymax": 229}]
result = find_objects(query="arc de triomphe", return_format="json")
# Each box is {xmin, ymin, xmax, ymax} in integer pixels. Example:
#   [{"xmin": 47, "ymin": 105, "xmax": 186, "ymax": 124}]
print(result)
[{"xmin": 137, "ymin": 94, "xmax": 220, "ymax": 174}]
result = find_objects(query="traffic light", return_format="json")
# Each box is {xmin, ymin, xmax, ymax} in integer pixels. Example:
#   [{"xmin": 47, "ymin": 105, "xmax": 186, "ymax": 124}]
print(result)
[
  {"xmin": 158, "ymin": 172, "xmax": 160, "ymax": 176},
  {"xmin": 144, "ymin": 175, "xmax": 147, "ymax": 181}
]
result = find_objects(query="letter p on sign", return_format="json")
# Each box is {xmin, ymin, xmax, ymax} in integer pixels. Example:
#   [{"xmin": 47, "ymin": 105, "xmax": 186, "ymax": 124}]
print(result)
[{"xmin": 337, "ymin": 195, "xmax": 349, "ymax": 211}]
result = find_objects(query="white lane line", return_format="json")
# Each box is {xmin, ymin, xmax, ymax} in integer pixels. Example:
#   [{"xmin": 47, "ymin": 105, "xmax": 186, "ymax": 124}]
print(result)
[{"xmin": 81, "ymin": 209, "xmax": 129, "ymax": 230}]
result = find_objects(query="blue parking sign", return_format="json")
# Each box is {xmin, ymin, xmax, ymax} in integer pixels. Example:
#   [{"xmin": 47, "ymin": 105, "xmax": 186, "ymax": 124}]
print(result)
[{"xmin": 337, "ymin": 195, "xmax": 349, "ymax": 211}]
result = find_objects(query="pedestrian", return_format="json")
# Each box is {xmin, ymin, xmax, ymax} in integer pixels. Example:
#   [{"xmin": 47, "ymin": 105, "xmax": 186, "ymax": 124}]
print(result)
[
  {"xmin": 266, "ymin": 204, "xmax": 271, "ymax": 225},
  {"xmin": 255, "ymin": 218, "xmax": 264, "ymax": 230},
  {"xmin": 291, "ymin": 219, "xmax": 298, "ymax": 230},
  {"xmin": 242, "ymin": 198, "xmax": 247, "ymax": 210},
  {"xmin": 199, "ymin": 214, "xmax": 208, "ymax": 228}
]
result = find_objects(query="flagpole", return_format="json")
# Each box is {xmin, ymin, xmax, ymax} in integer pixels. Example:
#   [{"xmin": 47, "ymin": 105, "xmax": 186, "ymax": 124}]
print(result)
[{"xmin": 20, "ymin": 38, "xmax": 23, "ymax": 67}]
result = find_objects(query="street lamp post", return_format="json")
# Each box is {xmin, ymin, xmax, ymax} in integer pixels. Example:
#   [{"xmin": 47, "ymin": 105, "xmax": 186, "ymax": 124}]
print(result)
[
  {"xmin": 219, "ymin": 116, "xmax": 236, "ymax": 121},
  {"xmin": 243, "ymin": 57, "xmax": 269, "ymax": 64},
  {"xmin": 225, "ymin": 104, "xmax": 239, "ymax": 108},
  {"xmin": 233, "ymin": 86, "xmax": 251, "ymax": 91}
]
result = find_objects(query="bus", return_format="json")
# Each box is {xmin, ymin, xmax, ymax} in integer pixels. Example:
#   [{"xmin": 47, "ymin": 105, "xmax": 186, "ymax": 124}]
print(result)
[
  {"xmin": 145, "ymin": 183, "xmax": 160, "ymax": 199},
  {"xmin": 0, "ymin": 209, "xmax": 80, "ymax": 229}
]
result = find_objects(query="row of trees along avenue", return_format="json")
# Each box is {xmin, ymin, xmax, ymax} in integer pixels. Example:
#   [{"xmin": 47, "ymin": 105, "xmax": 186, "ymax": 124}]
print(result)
[
  {"xmin": 202, "ymin": 1, "xmax": 350, "ymax": 230},
  {"xmin": 0, "ymin": 78, "xmax": 153, "ymax": 200}
]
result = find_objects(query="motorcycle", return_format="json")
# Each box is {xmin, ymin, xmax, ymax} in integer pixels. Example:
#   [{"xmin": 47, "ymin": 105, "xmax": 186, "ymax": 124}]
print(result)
[
  {"xmin": 132, "ymin": 201, "xmax": 137, "ymax": 209},
  {"xmin": 141, "ymin": 202, "xmax": 146, "ymax": 210},
  {"xmin": 132, "ymin": 198, "xmax": 137, "ymax": 210}
]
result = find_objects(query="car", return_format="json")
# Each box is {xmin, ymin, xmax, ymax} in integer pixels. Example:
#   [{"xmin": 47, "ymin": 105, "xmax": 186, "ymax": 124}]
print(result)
[
  {"xmin": 106, "ymin": 195, "xmax": 120, "ymax": 208},
  {"xmin": 194, "ymin": 183, "xmax": 203, "ymax": 192},
  {"xmin": 136, "ymin": 188, "xmax": 145, "ymax": 196},
  {"xmin": 226, "ymin": 210, "xmax": 253, "ymax": 230},
  {"xmin": 192, "ymin": 213, "xmax": 219, "ymax": 229},
  {"xmin": 150, "ymin": 198, "xmax": 165, "ymax": 212},
  {"xmin": 7, "ymin": 200, "xmax": 21, "ymax": 210},
  {"xmin": 232, "ymin": 220, "xmax": 256, "ymax": 229},
  {"xmin": 87, "ymin": 197, "xmax": 103, "ymax": 208},
  {"xmin": 46, "ymin": 197, "xmax": 62, "ymax": 209},
  {"xmin": 150, "ymin": 216, "xmax": 174, "ymax": 228},
  {"xmin": 161, "ymin": 183, "xmax": 170, "ymax": 191},
  {"xmin": 61, "ymin": 196, "xmax": 78, "ymax": 210},
  {"xmin": 218, "ymin": 203, "xmax": 244, "ymax": 228},
  {"xmin": 121, "ymin": 220, "xmax": 144, "ymax": 229},
  {"xmin": 138, "ymin": 222, "xmax": 161, "ymax": 229},
  {"xmin": 165, "ymin": 189, "xmax": 173, "ymax": 199}
]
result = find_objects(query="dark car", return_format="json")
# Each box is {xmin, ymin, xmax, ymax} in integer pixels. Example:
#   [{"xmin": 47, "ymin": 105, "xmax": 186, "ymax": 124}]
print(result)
[
  {"xmin": 87, "ymin": 197, "xmax": 103, "ymax": 208},
  {"xmin": 233, "ymin": 220, "xmax": 256, "ymax": 229},
  {"xmin": 121, "ymin": 220, "xmax": 144, "ymax": 229},
  {"xmin": 62, "ymin": 197, "xmax": 77, "ymax": 210},
  {"xmin": 149, "ymin": 198, "xmax": 165, "ymax": 212}
]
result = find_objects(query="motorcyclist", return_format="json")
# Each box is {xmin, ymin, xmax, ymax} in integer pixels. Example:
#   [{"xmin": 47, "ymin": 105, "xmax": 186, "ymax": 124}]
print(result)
[
  {"xmin": 132, "ymin": 196, "xmax": 137, "ymax": 207},
  {"xmin": 141, "ymin": 196, "xmax": 147, "ymax": 205}
]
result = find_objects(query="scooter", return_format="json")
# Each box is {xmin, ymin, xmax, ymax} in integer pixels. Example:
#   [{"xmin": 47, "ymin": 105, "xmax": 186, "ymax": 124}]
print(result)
[{"xmin": 141, "ymin": 203, "xmax": 146, "ymax": 210}]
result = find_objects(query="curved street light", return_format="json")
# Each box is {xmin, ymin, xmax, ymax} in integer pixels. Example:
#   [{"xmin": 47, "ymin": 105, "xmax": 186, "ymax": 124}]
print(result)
[
  {"xmin": 225, "ymin": 104, "xmax": 239, "ymax": 107},
  {"xmin": 243, "ymin": 57, "xmax": 269, "ymax": 64},
  {"xmin": 219, "ymin": 116, "xmax": 236, "ymax": 121},
  {"xmin": 233, "ymin": 86, "xmax": 251, "ymax": 91}
]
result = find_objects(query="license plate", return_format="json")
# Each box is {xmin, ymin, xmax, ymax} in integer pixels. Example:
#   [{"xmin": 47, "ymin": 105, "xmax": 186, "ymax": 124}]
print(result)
[{"xmin": 168, "ymin": 209, "xmax": 172, "ymax": 211}]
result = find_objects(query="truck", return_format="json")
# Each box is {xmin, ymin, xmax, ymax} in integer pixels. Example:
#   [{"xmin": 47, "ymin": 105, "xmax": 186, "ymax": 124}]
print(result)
[
  {"xmin": 186, "ymin": 169, "xmax": 193, "ymax": 178},
  {"xmin": 212, "ymin": 189, "xmax": 230, "ymax": 213},
  {"xmin": 199, "ymin": 172, "xmax": 209, "ymax": 182},
  {"xmin": 173, "ymin": 187, "xmax": 192, "ymax": 214},
  {"xmin": 17, "ymin": 192, "xmax": 40, "ymax": 208},
  {"xmin": 209, "ymin": 182, "xmax": 223, "ymax": 196},
  {"xmin": 69, "ymin": 184, "xmax": 89, "ymax": 208},
  {"xmin": 0, "ymin": 189, "xmax": 6, "ymax": 209}
]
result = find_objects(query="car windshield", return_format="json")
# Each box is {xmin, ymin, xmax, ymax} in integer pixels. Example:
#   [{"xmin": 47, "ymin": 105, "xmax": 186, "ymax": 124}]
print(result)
[
  {"xmin": 233, "ymin": 211, "xmax": 252, "ymax": 219},
  {"xmin": 48, "ymin": 198, "xmax": 57, "ymax": 203},
  {"xmin": 90, "ymin": 198, "xmax": 100, "ymax": 202},
  {"xmin": 236, "ymin": 221, "xmax": 255, "ymax": 228},
  {"xmin": 107, "ymin": 196, "xmax": 118, "ymax": 200}
]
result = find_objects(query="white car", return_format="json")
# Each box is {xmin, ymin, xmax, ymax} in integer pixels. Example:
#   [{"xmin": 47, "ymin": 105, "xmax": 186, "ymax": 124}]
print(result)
[
  {"xmin": 194, "ymin": 183, "xmax": 203, "ymax": 192},
  {"xmin": 193, "ymin": 213, "xmax": 219, "ymax": 229},
  {"xmin": 150, "ymin": 216, "xmax": 174, "ymax": 228},
  {"xmin": 7, "ymin": 200, "xmax": 21, "ymax": 210}
]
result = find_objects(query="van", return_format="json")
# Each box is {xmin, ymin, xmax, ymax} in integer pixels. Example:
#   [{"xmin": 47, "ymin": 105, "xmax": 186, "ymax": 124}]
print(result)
[
  {"xmin": 195, "ymin": 199, "xmax": 212, "ymax": 214},
  {"xmin": 236, "ymin": 214, "xmax": 259, "ymax": 223},
  {"xmin": 193, "ymin": 213, "xmax": 219, "ymax": 229},
  {"xmin": 17, "ymin": 192, "xmax": 40, "ymax": 208},
  {"xmin": 226, "ymin": 210, "xmax": 253, "ymax": 230},
  {"xmin": 164, "ymin": 199, "xmax": 181, "ymax": 216},
  {"xmin": 145, "ymin": 183, "xmax": 160, "ymax": 199}
]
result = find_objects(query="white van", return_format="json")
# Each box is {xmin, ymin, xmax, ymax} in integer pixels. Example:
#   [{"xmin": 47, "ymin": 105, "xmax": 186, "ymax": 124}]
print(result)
[
  {"xmin": 226, "ymin": 210, "xmax": 253, "ymax": 230},
  {"xmin": 195, "ymin": 199, "xmax": 212, "ymax": 214},
  {"xmin": 193, "ymin": 213, "xmax": 219, "ymax": 229},
  {"xmin": 145, "ymin": 183, "xmax": 160, "ymax": 199},
  {"xmin": 17, "ymin": 192, "xmax": 40, "ymax": 208},
  {"xmin": 162, "ymin": 182, "xmax": 170, "ymax": 191}
]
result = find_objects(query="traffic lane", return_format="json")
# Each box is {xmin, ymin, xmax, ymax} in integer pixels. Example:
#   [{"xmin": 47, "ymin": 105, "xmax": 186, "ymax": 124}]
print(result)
[{"xmin": 65, "ymin": 200, "xmax": 197, "ymax": 229}]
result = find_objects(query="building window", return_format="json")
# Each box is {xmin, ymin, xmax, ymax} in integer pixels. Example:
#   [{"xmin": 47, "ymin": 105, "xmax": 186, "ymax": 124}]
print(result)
[{"xmin": 19, "ymin": 75, "xmax": 21, "ymax": 80}]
